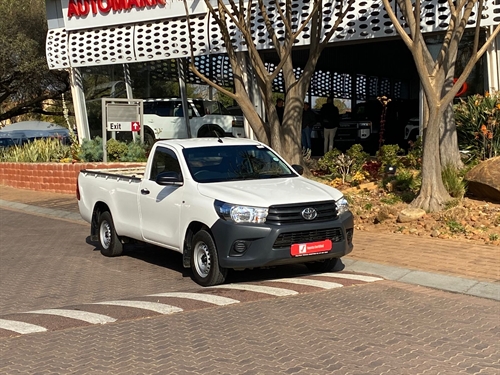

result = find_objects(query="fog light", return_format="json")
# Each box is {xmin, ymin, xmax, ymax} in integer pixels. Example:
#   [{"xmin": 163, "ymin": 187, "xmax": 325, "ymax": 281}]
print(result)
[
  {"xmin": 346, "ymin": 229, "xmax": 354, "ymax": 245},
  {"xmin": 232, "ymin": 240, "xmax": 248, "ymax": 254}
]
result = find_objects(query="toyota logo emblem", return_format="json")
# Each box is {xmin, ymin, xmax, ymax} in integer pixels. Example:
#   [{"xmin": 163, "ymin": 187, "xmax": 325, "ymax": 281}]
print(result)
[{"xmin": 301, "ymin": 207, "xmax": 317, "ymax": 220}]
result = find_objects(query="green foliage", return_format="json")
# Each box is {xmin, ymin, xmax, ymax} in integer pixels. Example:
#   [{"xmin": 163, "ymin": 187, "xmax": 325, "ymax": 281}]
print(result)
[
  {"xmin": 489, "ymin": 233, "xmax": 499, "ymax": 241},
  {"xmin": 376, "ymin": 144, "xmax": 404, "ymax": 171},
  {"xmin": 79, "ymin": 137, "xmax": 103, "ymax": 162},
  {"xmin": 106, "ymin": 139, "xmax": 129, "ymax": 162},
  {"xmin": 401, "ymin": 137, "xmax": 422, "ymax": 170},
  {"xmin": 313, "ymin": 97, "xmax": 348, "ymax": 114},
  {"xmin": 454, "ymin": 91, "xmax": 500, "ymax": 160},
  {"xmin": 318, "ymin": 148, "xmax": 343, "ymax": 175},
  {"xmin": 447, "ymin": 220, "xmax": 466, "ymax": 234},
  {"xmin": 0, "ymin": 138, "xmax": 71, "ymax": 162},
  {"xmin": 346, "ymin": 144, "xmax": 370, "ymax": 174},
  {"xmin": 441, "ymin": 164, "xmax": 466, "ymax": 199},
  {"xmin": 380, "ymin": 194, "xmax": 402, "ymax": 205},
  {"xmin": 0, "ymin": 0, "xmax": 69, "ymax": 122},
  {"xmin": 120, "ymin": 140, "xmax": 148, "ymax": 162}
]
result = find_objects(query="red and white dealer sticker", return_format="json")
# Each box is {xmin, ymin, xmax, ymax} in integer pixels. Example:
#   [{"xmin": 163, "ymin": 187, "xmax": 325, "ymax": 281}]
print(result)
[{"xmin": 290, "ymin": 240, "xmax": 332, "ymax": 257}]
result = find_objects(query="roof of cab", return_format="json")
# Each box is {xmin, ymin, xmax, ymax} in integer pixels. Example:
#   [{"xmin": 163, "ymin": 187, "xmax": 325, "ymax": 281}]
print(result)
[{"xmin": 154, "ymin": 137, "xmax": 263, "ymax": 149}]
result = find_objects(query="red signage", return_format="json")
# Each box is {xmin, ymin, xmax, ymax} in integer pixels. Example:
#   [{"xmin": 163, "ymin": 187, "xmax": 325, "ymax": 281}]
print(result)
[
  {"xmin": 67, "ymin": 0, "xmax": 166, "ymax": 19},
  {"xmin": 131, "ymin": 122, "xmax": 141, "ymax": 132},
  {"xmin": 290, "ymin": 240, "xmax": 332, "ymax": 257}
]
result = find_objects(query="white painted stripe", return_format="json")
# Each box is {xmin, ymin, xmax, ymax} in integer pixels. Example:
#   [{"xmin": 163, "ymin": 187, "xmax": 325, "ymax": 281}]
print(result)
[
  {"xmin": 148, "ymin": 292, "xmax": 239, "ymax": 306},
  {"xmin": 271, "ymin": 278, "xmax": 343, "ymax": 289},
  {"xmin": 27, "ymin": 309, "xmax": 116, "ymax": 324},
  {"xmin": 210, "ymin": 284, "xmax": 298, "ymax": 296},
  {"xmin": 94, "ymin": 300, "xmax": 183, "ymax": 314},
  {"xmin": 0, "ymin": 319, "xmax": 47, "ymax": 334},
  {"xmin": 319, "ymin": 273, "xmax": 384, "ymax": 282}
]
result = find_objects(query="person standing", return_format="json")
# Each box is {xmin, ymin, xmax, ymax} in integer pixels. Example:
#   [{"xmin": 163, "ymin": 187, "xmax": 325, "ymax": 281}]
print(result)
[
  {"xmin": 275, "ymin": 98, "xmax": 284, "ymax": 125},
  {"xmin": 320, "ymin": 96, "xmax": 340, "ymax": 154},
  {"xmin": 301, "ymin": 101, "xmax": 316, "ymax": 158}
]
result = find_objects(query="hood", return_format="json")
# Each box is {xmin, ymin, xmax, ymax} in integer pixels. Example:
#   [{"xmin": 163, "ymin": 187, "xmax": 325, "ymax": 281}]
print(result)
[{"xmin": 197, "ymin": 177, "xmax": 343, "ymax": 207}]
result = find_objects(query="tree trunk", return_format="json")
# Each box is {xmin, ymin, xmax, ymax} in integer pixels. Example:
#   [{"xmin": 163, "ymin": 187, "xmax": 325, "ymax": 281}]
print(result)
[
  {"xmin": 439, "ymin": 63, "xmax": 464, "ymax": 169},
  {"xmin": 412, "ymin": 107, "xmax": 451, "ymax": 212},
  {"xmin": 440, "ymin": 102, "xmax": 464, "ymax": 169}
]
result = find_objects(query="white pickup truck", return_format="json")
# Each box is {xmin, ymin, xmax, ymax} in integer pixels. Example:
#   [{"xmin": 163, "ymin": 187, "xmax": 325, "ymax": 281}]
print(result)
[{"xmin": 77, "ymin": 137, "xmax": 354, "ymax": 286}]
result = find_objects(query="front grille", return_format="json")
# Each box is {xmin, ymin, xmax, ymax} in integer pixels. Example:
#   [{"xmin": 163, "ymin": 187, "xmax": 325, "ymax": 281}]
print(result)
[
  {"xmin": 266, "ymin": 201, "xmax": 338, "ymax": 225},
  {"xmin": 273, "ymin": 228, "xmax": 344, "ymax": 248}
]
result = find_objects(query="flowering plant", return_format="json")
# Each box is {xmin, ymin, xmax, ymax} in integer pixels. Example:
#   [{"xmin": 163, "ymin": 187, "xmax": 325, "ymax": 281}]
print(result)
[{"xmin": 454, "ymin": 91, "xmax": 500, "ymax": 160}]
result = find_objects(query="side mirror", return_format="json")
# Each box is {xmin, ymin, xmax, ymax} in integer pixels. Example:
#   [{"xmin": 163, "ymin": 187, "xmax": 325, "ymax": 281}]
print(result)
[
  {"xmin": 292, "ymin": 164, "xmax": 304, "ymax": 175},
  {"xmin": 156, "ymin": 171, "xmax": 183, "ymax": 186}
]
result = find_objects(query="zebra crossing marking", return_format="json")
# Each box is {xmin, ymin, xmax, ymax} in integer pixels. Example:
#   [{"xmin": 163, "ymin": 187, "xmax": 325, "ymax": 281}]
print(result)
[
  {"xmin": 148, "ymin": 292, "xmax": 239, "ymax": 306},
  {"xmin": 0, "ymin": 318, "xmax": 47, "ymax": 334},
  {"xmin": 209, "ymin": 284, "xmax": 299, "ymax": 296},
  {"xmin": 270, "ymin": 278, "xmax": 344, "ymax": 289},
  {"xmin": 26, "ymin": 309, "xmax": 116, "ymax": 324},
  {"xmin": 93, "ymin": 300, "xmax": 183, "ymax": 314}
]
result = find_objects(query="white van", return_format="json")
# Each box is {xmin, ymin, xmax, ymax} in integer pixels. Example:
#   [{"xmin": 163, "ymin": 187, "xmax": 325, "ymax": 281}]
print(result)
[{"xmin": 143, "ymin": 98, "xmax": 245, "ymax": 144}]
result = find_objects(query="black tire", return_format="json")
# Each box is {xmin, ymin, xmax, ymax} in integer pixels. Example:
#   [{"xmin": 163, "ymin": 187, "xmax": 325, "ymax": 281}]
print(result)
[
  {"xmin": 98, "ymin": 211, "xmax": 123, "ymax": 257},
  {"xmin": 197, "ymin": 125, "xmax": 224, "ymax": 138},
  {"xmin": 144, "ymin": 127, "xmax": 156, "ymax": 148},
  {"xmin": 305, "ymin": 258, "xmax": 339, "ymax": 273},
  {"xmin": 190, "ymin": 230, "xmax": 227, "ymax": 286}
]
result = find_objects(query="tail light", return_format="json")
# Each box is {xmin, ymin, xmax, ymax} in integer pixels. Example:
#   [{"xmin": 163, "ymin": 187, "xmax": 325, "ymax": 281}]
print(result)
[{"xmin": 76, "ymin": 181, "xmax": 80, "ymax": 201}]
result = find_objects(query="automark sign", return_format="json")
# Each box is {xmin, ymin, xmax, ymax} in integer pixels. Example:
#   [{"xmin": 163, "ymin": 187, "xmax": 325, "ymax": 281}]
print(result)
[{"xmin": 61, "ymin": 0, "xmax": 207, "ymax": 31}]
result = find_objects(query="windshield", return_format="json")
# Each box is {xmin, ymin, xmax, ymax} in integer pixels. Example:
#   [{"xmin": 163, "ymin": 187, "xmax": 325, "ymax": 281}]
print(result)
[{"xmin": 183, "ymin": 145, "xmax": 297, "ymax": 183}]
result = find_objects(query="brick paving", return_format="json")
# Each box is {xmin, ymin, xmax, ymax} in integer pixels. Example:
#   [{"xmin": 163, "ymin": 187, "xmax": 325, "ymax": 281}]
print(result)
[
  {"xmin": 0, "ymin": 282, "xmax": 498, "ymax": 374},
  {"xmin": 1, "ymin": 185, "xmax": 499, "ymax": 374},
  {"xmin": 1, "ymin": 185, "xmax": 498, "ymax": 282}
]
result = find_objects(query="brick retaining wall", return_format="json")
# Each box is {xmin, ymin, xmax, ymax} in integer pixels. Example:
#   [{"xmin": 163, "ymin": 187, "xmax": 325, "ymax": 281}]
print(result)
[{"xmin": 0, "ymin": 162, "xmax": 146, "ymax": 195}]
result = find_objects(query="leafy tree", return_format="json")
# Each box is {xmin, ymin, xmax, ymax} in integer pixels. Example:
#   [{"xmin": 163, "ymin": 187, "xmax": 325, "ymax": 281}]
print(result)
[
  {"xmin": 0, "ymin": 0, "xmax": 70, "ymax": 124},
  {"xmin": 183, "ymin": 0, "xmax": 355, "ymax": 168},
  {"xmin": 314, "ymin": 97, "xmax": 348, "ymax": 114},
  {"xmin": 382, "ymin": 0, "xmax": 500, "ymax": 212}
]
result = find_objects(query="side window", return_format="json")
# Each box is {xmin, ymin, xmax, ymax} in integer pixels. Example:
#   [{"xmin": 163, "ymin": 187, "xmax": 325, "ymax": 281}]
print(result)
[
  {"xmin": 156, "ymin": 102, "xmax": 175, "ymax": 117},
  {"xmin": 144, "ymin": 102, "xmax": 155, "ymax": 114},
  {"xmin": 149, "ymin": 147, "xmax": 182, "ymax": 181}
]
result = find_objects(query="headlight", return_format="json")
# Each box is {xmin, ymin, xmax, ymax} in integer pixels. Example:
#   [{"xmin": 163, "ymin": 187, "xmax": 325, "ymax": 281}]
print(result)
[
  {"xmin": 336, "ymin": 197, "xmax": 350, "ymax": 215},
  {"xmin": 214, "ymin": 200, "xmax": 268, "ymax": 224}
]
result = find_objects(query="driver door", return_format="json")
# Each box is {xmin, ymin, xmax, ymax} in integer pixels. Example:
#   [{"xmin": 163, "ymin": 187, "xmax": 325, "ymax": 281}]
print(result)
[{"xmin": 139, "ymin": 146, "xmax": 183, "ymax": 248}]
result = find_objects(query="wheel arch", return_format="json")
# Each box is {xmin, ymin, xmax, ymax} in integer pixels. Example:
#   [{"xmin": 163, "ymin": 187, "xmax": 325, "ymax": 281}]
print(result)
[
  {"xmin": 90, "ymin": 201, "xmax": 111, "ymax": 241},
  {"xmin": 182, "ymin": 221, "xmax": 210, "ymax": 268},
  {"xmin": 197, "ymin": 124, "xmax": 225, "ymax": 138}
]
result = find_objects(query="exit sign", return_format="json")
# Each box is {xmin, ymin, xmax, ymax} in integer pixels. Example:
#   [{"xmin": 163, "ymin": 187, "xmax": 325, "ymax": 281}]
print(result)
[{"xmin": 107, "ymin": 122, "xmax": 141, "ymax": 132}]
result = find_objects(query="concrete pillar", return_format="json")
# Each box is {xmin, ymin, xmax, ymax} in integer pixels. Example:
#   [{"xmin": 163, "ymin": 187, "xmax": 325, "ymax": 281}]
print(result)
[{"xmin": 69, "ymin": 67, "xmax": 90, "ymax": 143}]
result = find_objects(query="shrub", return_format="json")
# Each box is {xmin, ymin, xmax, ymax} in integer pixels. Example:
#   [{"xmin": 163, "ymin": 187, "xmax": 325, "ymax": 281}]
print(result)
[
  {"xmin": 120, "ymin": 140, "xmax": 148, "ymax": 162},
  {"xmin": 318, "ymin": 148, "xmax": 343, "ymax": 175},
  {"xmin": 107, "ymin": 138, "xmax": 130, "ymax": 161},
  {"xmin": 442, "ymin": 164, "xmax": 466, "ymax": 199},
  {"xmin": 346, "ymin": 144, "xmax": 370, "ymax": 175},
  {"xmin": 454, "ymin": 91, "xmax": 500, "ymax": 160},
  {"xmin": 376, "ymin": 144, "xmax": 404, "ymax": 172},
  {"xmin": 0, "ymin": 138, "xmax": 71, "ymax": 162},
  {"xmin": 79, "ymin": 137, "xmax": 103, "ymax": 162}
]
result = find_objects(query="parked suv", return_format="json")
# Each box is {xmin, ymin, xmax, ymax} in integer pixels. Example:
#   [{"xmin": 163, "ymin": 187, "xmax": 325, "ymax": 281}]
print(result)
[{"xmin": 143, "ymin": 98, "xmax": 245, "ymax": 144}]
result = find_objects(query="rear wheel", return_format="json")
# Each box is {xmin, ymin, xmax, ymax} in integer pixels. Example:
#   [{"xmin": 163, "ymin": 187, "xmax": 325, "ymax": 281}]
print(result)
[
  {"xmin": 190, "ymin": 230, "xmax": 227, "ymax": 286},
  {"xmin": 98, "ymin": 211, "xmax": 123, "ymax": 257},
  {"xmin": 144, "ymin": 127, "xmax": 156, "ymax": 148},
  {"xmin": 305, "ymin": 258, "xmax": 339, "ymax": 273},
  {"xmin": 197, "ymin": 125, "xmax": 225, "ymax": 138}
]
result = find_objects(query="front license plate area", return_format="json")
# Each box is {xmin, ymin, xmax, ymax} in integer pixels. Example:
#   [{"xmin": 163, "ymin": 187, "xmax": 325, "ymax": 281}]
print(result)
[{"xmin": 290, "ymin": 239, "xmax": 332, "ymax": 257}]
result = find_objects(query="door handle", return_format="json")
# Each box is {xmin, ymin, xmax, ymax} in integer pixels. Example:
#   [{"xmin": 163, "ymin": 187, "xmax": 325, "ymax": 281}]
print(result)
[{"xmin": 141, "ymin": 188, "xmax": 150, "ymax": 195}]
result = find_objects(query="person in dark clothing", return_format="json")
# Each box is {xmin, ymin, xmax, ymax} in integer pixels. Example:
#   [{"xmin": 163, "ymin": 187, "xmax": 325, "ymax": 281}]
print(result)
[
  {"xmin": 275, "ymin": 98, "xmax": 284, "ymax": 125},
  {"xmin": 301, "ymin": 102, "xmax": 316, "ymax": 156},
  {"xmin": 320, "ymin": 96, "xmax": 340, "ymax": 153}
]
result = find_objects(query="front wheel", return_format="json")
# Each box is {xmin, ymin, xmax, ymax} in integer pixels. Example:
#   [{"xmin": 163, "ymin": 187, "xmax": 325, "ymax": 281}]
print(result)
[
  {"xmin": 98, "ymin": 211, "xmax": 123, "ymax": 257},
  {"xmin": 190, "ymin": 230, "xmax": 227, "ymax": 286},
  {"xmin": 305, "ymin": 258, "xmax": 339, "ymax": 273}
]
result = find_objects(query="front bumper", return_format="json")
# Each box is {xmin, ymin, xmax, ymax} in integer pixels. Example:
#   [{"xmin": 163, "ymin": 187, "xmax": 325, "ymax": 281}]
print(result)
[{"xmin": 210, "ymin": 212, "xmax": 354, "ymax": 269}]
